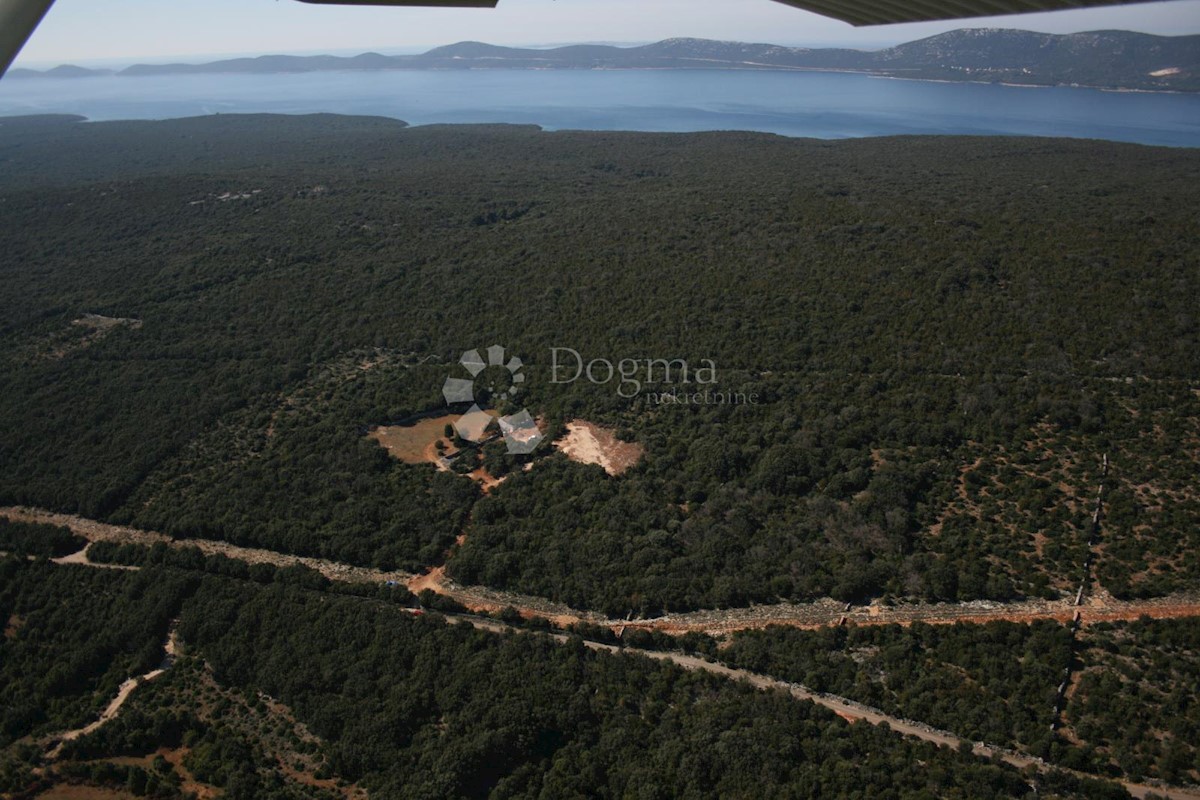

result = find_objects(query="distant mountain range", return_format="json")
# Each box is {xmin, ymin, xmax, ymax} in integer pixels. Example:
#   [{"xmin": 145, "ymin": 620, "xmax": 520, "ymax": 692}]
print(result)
[{"xmin": 10, "ymin": 29, "xmax": 1199, "ymax": 92}]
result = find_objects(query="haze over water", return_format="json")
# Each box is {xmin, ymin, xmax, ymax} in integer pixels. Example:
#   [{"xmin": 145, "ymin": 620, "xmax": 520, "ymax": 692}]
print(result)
[{"xmin": 1, "ymin": 68, "xmax": 1197, "ymax": 147}]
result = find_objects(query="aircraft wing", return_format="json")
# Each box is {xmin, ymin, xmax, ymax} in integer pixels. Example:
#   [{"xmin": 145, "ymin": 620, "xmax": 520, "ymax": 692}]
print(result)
[
  {"xmin": 763, "ymin": 0, "xmax": 1162, "ymax": 26},
  {"xmin": 294, "ymin": 0, "xmax": 1168, "ymax": 25},
  {"xmin": 0, "ymin": 0, "xmax": 1177, "ymax": 80},
  {"xmin": 0, "ymin": 0, "xmax": 54, "ymax": 78}
]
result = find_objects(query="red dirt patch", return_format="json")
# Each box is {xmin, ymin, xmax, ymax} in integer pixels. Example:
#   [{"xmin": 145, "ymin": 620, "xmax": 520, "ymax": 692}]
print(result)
[
  {"xmin": 408, "ymin": 565, "xmax": 448, "ymax": 595},
  {"xmin": 158, "ymin": 747, "xmax": 220, "ymax": 800},
  {"xmin": 469, "ymin": 468, "xmax": 507, "ymax": 493}
]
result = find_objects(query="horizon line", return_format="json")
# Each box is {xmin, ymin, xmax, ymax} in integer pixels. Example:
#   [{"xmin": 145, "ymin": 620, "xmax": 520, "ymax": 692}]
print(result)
[{"xmin": 12, "ymin": 26, "xmax": 1194, "ymax": 72}]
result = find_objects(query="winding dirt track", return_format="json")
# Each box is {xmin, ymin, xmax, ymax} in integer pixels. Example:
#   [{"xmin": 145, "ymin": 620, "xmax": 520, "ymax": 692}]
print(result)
[
  {"xmin": 8, "ymin": 506, "xmax": 1200, "ymax": 800},
  {"xmin": 45, "ymin": 674, "xmax": 163, "ymax": 759},
  {"xmin": 44, "ymin": 628, "xmax": 178, "ymax": 760}
]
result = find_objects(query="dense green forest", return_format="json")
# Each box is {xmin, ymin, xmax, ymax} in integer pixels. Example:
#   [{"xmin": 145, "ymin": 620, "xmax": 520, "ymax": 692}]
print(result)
[
  {"xmin": 0, "ymin": 113, "xmax": 1197, "ymax": 615},
  {"xmin": 722, "ymin": 621, "xmax": 1074, "ymax": 755},
  {"xmin": 0, "ymin": 519, "xmax": 85, "ymax": 558},
  {"xmin": 1, "ymin": 557, "xmax": 1140, "ymax": 799},
  {"xmin": 1067, "ymin": 618, "xmax": 1200, "ymax": 785},
  {"xmin": 720, "ymin": 617, "xmax": 1200, "ymax": 785},
  {"xmin": 0, "ymin": 560, "xmax": 193, "ymax": 750}
]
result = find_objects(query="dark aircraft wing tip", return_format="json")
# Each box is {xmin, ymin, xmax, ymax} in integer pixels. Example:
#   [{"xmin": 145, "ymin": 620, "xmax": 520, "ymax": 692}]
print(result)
[
  {"xmin": 296, "ymin": 0, "xmax": 1163, "ymax": 25},
  {"xmin": 767, "ymin": 0, "xmax": 1161, "ymax": 26}
]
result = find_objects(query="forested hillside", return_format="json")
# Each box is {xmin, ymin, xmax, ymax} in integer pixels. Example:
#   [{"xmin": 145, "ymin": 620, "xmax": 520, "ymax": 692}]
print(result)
[
  {"xmin": 0, "ymin": 113, "xmax": 1197, "ymax": 616},
  {"xmin": 14, "ymin": 29, "xmax": 1199, "ymax": 92}
]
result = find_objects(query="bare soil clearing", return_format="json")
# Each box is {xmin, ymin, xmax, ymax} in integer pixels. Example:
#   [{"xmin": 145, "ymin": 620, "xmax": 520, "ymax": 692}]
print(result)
[
  {"xmin": 469, "ymin": 468, "xmax": 507, "ymax": 493},
  {"xmin": 555, "ymin": 421, "xmax": 644, "ymax": 476},
  {"xmin": 52, "ymin": 545, "xmax": 139, "ymax": 571},
  {"xmin": 371, "ymin": 414, "xmax": 641, "ymax": 492},
  {"xmin": 159, "ymin": 748, "xmax": 219, "ymax": 800},
  {"xmin": 369, "ymin": 410, "xmax": 506, "ymax": 490},
  {"xmin": 39, "ymin": 314, "xmax": 143, "ymax": 361},
  {"xmin": 72, "ymin": 314, "xmax": 141, "ymax": 335},
  {"xmin": 407, "ymin": 564, "xmax": 449, "ymax": 595},
  {"xmin": 369, "ymin": 414, "xmax": 461, "ymax": 465}
]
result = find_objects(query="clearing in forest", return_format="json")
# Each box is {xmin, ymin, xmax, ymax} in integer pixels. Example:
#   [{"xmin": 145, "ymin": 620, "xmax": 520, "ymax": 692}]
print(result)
[
  {"xmin": 368, "ymin": 413, "xmax": 463, "ymax": 465},
  {"xmin": 555, "ymin": 421, "xmax": 644, "ymax": 476},
  {"xmin": 369, "ymin": 410, "xmax": 507, "ymax": 490}
]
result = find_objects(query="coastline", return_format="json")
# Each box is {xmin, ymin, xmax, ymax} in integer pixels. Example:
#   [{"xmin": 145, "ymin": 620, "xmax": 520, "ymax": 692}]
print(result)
[{"xmin": 7, "ymin": 64, "xmax": 1191, "ymax": 95}]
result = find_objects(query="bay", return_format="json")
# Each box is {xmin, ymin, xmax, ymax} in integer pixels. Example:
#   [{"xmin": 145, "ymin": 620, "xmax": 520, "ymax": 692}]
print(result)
[{"xmin": 0, "ymin": 68, "xmax": 1197, "ymax": 147}]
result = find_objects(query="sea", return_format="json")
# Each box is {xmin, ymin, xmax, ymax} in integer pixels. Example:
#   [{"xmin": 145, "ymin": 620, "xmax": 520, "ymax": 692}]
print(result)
[{"xmin": 1, "ymin": 68, "xmax": 1198, "ymax": 147}]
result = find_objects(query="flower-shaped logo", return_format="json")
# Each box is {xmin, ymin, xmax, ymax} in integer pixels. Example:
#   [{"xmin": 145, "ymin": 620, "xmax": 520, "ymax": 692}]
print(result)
[{"xmin": 442, "ymin": 345, "xmax": 543, "ymax": 455}]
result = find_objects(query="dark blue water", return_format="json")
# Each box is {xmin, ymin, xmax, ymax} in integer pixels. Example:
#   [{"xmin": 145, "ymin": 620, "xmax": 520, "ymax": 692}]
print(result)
[{"xmin": 1, "ymin": 68, "xmax": 1197, "ymax": 147}]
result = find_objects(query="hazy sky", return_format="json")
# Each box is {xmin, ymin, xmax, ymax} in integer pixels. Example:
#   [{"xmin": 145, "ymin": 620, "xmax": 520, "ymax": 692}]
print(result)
[{"xmin": 14, "ymin": 0, "xmax": 1200, "ymax": 66}]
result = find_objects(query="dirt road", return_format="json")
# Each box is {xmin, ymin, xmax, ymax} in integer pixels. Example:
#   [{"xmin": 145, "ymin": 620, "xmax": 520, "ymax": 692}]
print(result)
[
  {"xmin": 436, "ymin": 612, "xmax": 1200, "ymax": 800},
  {"xmin": 2, "ymin": 506, "xmax": 417, "ymax": 587},
  {"xmin": 45, "ymin": 628, "xmax": 178, "ymax": 759},
  {"xmin": 10, "ymin": 505, "xmax": 1199, "ymax": 800},
  {"xmin": 7, "ymin": 506, "xmax": 1198, "ymax": 638}
]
